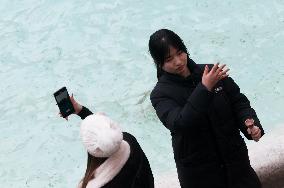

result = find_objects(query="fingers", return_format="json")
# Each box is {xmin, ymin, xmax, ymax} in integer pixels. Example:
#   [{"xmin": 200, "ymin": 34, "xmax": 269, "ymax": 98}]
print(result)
[
  {"xmin": 251, "ymin": 126, "xmax": 258, "ymax": 134},
  {"xmin": 246, "ymin": 120, "xmax": 262, "ymax": 141},
  {"xmin": 209, "ymin": 63, "xmax": 229, "ymax": 79},
  {"xmin": 252, "ymin": 131, "xmax": 261, "ymax": 142},
  {"xmin": 245, "ymin": 119, "xmax": 254, "ymax": 128},
  {"xmin": 220, "ymin": 74, "xmax": 229, "ymax": 80},
  {"xmin": 218, "ymin": 68, "xmax": 230, "ymax": 77},
  {"xmin": 58, "ymin": 112, "xmax": 68, "ymax": 121},
  {"xmin": 70, "ymin": 93, "xmax": 78, "ymax": 112},
  {"xmin": 247, "ymin": 128, "xmax": 252, "ymax": 135},
  {"xmin": 254, "ymin": 130, "xmax": 261, "ymax": 141},
  {"xmin": 253, "ymin": 129, "xmax": 261, "ymax": 138},
  {"xmin": 70, "ymin": 93, "xmax": 75, "ymax": 102},
  {"xmin": 246, "ymin": 118, "xmax": 256, "ymax": 136},
  {"xmin": 216, "ymin": 64, "xmax": 226, "ymax": 74},
  {"xmin": 222, "ymin": 68, "xmax": 230, "ymax": 74},
  {"xmin": 218, "ymin": 70, "xmax": 229, "ymax": 80},
  {"xmin": 221, "ymin": 69, "xmax": 230, "ymax": 77},
  {"xmin": 210, "ymin": 62, "xmax": 220, "ymax": 73},
  {"xmin": 251, "ymin": 126, "xmax": 260, "ymax": 136},
  {"xmin": 203, "ymin": 65, "xmax": 209, "ymax": 76},
  {"xmin": 251, "ymin": 126, "xmax": 261, "ymax": 142},
  {"xmin": 202, "ymin": 63, "xmax": 229, "ymax": 91}
]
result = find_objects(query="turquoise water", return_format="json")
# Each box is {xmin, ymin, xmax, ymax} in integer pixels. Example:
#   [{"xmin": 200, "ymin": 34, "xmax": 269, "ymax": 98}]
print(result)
[{"xmin": 0, "ymin": 0, "xmax": 283, "ymax": 187}]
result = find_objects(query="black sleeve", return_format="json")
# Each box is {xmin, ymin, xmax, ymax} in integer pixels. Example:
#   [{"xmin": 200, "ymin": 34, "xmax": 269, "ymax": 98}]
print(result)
[
  {"xmin": 150, "ymin": 82, "xmax": 213, "ymax": 132},
  {"xmin": 77, "ymin": 106, "xmax": 93, "ymax": 120},
  {"xmin": 223, "ymin": 77, "xmax": 265, "ymax": 140}
]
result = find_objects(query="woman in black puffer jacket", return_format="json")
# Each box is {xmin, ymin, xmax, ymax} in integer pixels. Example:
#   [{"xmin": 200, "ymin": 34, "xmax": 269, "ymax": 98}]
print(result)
[{"xmin": 148, "ymin": 29, "xmax": 264, "ymax": 188}]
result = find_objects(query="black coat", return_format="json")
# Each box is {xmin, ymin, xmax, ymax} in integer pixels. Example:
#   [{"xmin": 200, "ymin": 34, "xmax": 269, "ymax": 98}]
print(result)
[
  {"xmin": 78, "ymin": 107, "xmax": 154, "ymax": 188},
  {"xmin": 150, "ymin": 59, "xmax": 264, "ymax": 188}
]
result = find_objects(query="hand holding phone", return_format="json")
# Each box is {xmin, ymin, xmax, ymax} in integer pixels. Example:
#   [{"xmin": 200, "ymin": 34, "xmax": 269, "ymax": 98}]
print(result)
[
  {"xmin": 54, "ymin": 87, "xmax": 75, "ymax": 118},
  {"xmin": 70, "ymin": 93, "xmax": 83, "ymax": 114}
]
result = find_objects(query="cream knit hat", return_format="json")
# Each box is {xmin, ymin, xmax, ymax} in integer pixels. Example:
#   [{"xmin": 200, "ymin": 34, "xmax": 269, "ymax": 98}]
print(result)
[{"xmin": 80, "ymin": 114, "xmax": 123, "ymax": 158}]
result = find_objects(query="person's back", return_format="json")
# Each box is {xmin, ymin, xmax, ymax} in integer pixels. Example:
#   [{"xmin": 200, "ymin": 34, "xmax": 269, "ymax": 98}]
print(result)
[
  {"xmin": 103, "ymin": 132, "xmax": 154, "ymax": 188},
  {"xmin": 78, "ymin": 113, "xmax": 154, "ymax": 188}
]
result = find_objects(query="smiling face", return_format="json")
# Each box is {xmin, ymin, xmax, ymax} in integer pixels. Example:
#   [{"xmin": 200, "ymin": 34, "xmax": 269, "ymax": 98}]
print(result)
[
  {"xmin": 162, "ymin": 46, "xmax": 190, "ymax": 77},
  {"xmin": 149, "ymin": 29, "xmax": 191, "ymax": 78}
]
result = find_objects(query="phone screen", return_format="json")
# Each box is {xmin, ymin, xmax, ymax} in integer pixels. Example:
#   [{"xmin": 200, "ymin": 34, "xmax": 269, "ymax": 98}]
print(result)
[{"xmin": 54, "ymin": 87, "xmax": 75, "ymax": 118}]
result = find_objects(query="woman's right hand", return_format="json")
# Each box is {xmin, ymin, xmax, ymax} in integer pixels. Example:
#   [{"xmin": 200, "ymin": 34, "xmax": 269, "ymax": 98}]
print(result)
[
  {"xmin": 202, "ymin": 63, "xmax": 229, "ymax": 91},
  {"xmin": 59, "ymin": 94, "xmax": 83, "ymax": 120},
  {"xmin": 70, "ymin": 94, "xmax": 83, "ymax": 115}
]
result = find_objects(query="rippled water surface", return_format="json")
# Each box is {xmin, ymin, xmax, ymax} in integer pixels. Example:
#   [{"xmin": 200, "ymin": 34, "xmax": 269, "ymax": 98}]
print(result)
[{"xmin": 0, "ymin": 0, "xmax": 283, "ymax": 187}]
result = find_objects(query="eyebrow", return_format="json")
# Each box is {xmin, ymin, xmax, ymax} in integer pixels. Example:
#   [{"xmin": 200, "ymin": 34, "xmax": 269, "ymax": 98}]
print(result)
[
  {"xmin": 165, "ymin": 51, "xmax": 171, "ymax": 59},
  {"xmin": 165, "ymin": 54, "xmax": 172, "ymax": 59},
  {"xmin": 166, "ymin": 49, "xmax": 181, "ymax": 58}
]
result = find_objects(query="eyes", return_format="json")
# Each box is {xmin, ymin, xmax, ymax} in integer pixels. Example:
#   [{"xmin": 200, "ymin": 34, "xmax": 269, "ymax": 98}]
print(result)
[
  {"xmin": 165, "ymin": 57, "xmax": 173, "ymax": 62},
  {"xmin": 165, "ymin": 50, "xmax": 184, "ymax": 63}
]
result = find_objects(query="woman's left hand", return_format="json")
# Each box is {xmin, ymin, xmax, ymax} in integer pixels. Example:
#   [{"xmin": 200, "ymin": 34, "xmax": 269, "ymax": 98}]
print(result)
[
  {"xmin": 245, "ymin": 118, "xmax": 261, "ymax": 142},
  {"xmin": 250, "ymin": 126, "xmax": 261, "ymax": 142}
]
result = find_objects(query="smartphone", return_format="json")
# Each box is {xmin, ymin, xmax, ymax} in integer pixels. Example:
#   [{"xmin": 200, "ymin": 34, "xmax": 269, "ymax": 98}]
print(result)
[{"xmin": 54, "ymin": 87, "xmax": 75, "ymax": 118}]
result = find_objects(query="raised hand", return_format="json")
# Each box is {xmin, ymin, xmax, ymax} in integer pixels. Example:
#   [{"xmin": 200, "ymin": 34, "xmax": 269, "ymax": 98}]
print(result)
[
  {"xmin": 70, "ymin": 94, "xmax": 83, "ymax": 114},
  {"xmin": 58, "ymin": 93, "xmax": 83, "ymax": 121},
  {"xmin": 202, "ymin": 63, "xmax": 229, "ymax": 91}
]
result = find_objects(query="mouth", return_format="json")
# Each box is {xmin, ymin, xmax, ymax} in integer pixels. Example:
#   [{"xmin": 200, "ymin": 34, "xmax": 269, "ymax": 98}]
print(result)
[{"xmin": 176, "ymin": 65, "xmax": 185, "ymax": 72}]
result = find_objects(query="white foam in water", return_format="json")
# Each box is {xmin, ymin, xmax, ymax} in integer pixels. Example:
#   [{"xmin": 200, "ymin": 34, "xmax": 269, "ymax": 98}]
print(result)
[{"xmin": 0, "ymin": 0, "xmax": 283, "ymax": 187}]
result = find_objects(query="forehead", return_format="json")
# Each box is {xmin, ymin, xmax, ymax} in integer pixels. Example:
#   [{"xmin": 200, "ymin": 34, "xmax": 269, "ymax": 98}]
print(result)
[{"xmin": 167, "ymin": 46, "xmax": 179, "ymax": 56}]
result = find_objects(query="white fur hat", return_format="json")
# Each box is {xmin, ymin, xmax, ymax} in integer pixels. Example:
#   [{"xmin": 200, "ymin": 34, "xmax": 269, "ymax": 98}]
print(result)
[{"xmin": 80, "ymin": 114, "xmax": 123, "ymax": 158}]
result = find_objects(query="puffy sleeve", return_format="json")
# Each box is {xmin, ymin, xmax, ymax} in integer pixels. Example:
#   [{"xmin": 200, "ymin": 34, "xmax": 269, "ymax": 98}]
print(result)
[
  {"xmin": 150, "ymin": 82, "xmax": 213, "ymax": 132},
  {"xmin": 223, "ymin": 77, "xmax": 265, "ymax": 140}
]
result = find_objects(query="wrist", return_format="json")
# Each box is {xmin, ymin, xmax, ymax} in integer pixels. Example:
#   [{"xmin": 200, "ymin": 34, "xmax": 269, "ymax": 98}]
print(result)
[
  {"xmin": 76, "ymin": 104, "xmax": 83, "ymax": 114},
  {"xmin": 203, "ymin": 84, "xmax": 212, "ymax": 91},
  {"xmin": 201, "ymin": 80, "xmax": 213, "ymax": 91}
]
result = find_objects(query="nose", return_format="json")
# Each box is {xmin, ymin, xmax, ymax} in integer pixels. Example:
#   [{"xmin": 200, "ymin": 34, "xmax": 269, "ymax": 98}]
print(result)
[{"xmin": 173, "ymin": 56, "xmax": 182, "ymax": 66}]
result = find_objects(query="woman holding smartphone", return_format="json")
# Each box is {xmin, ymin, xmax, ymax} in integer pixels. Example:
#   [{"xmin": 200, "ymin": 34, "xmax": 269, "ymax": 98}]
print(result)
[
  {"xmin": 148, "ymin": 29, "xmax": 264, "ymax": 188},
  {"xmin": 60, "ymin": 97, "xmax": 154, "ymax": 188}
]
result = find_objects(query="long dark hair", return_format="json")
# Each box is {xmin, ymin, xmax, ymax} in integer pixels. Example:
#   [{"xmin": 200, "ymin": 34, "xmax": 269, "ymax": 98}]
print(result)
[
  {"xmin": 81, "ymin": 153, "xmax": 107, "ymax": 188},
  {"xmin": 148, "ymin": 29, "xmax": 189, "ymax": 79}
]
